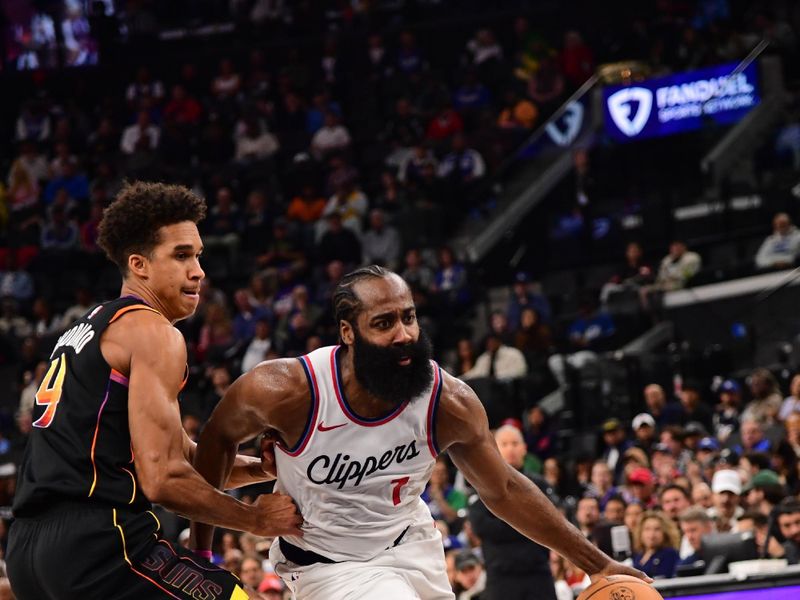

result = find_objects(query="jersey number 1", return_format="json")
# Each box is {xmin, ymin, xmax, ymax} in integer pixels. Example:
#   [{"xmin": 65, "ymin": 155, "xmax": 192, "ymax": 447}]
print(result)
[{"xmin": 32, "ymin": 355, "xmax": 67, "ymax": 429}]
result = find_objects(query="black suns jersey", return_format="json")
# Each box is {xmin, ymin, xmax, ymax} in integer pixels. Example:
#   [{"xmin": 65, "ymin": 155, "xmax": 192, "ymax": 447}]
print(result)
[{"xmin": 13, "ymin": 296, "xmax": 181, "ymax": 517}]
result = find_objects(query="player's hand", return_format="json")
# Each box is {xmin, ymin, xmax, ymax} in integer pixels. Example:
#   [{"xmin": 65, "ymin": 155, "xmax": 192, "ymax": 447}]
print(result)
[
  {"xmin": 250, "ymin": 492, "xmax": 304, "ymax": 538},
  {"xmin": 590, "ymin": 560, "xmax": 653, "ymax": 584},
  {"xmin": 259, "ymin": 431, "xmax": 279, "ymax": 479}
]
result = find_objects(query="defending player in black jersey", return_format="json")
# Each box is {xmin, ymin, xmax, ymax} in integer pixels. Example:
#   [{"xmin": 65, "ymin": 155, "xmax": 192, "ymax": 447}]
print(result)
[{"xmin": 7, "ymin": 182, "xmax": 302, "ymax": 600}]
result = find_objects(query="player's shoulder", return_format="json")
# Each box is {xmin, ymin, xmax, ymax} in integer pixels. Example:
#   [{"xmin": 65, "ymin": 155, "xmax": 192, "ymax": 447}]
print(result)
[
  {"xmin": 104, "ymin": 307, "xmax": 184, "ymax": 362},
  {"xmin": 436, "ymin": 369, "xmax": 487, "ymax": 447},
  {"xmin": 240, "ymin": 357, "xmax": 309, "ymax": 398}
]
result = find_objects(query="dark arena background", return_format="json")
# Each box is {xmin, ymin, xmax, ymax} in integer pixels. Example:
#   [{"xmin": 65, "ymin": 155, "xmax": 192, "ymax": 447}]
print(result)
[{"xmin": 2, "ymin": 1, "xmax": 800, "ymax": 598}]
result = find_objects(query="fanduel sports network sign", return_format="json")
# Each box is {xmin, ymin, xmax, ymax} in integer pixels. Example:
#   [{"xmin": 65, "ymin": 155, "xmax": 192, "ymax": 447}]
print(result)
[{"xmin": 603, "ymin": 62, "xmax": 760, "ymax": 142}]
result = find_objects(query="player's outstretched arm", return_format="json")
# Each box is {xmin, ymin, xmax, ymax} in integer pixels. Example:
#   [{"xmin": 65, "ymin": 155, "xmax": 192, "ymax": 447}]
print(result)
[
  {"xmin": 191, "ymin": 358, "xmax": 309, "ymax": 551},
  {"xmin": 438, "ymin": 372, "xmax": 652, "ymax": 583},
  {"xmin": 125, "ymin": 313, "xmax": 302, "ymax": 539}
]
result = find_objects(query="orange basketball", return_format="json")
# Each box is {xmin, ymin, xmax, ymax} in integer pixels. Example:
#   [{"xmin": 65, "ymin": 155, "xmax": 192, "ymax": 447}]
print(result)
[{"xmin": 577, "ymin": 574, "xmax": 663, "ymax": 600}]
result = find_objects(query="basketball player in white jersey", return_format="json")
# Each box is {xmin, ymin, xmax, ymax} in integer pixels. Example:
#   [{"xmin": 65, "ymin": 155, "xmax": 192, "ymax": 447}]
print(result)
[{"xmin": 192, "ymin": 266, "xmax": 650, "ymax": 599}]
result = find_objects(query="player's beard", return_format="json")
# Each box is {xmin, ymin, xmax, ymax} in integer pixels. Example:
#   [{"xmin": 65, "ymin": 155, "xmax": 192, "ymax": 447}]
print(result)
[{"xmin": 351, "ymin": 327, "xmax": 433, "ymax": 407}]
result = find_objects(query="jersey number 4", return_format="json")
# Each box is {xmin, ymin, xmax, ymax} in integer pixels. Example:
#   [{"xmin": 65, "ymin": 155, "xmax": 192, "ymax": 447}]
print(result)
[{"xmin": 32, "ymin": 355, "xmax": 67, "ymax": 429}]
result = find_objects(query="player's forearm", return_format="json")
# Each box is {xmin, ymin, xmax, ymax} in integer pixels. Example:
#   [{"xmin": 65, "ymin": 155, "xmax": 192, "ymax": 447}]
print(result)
[
  {"xmin": 148, "ymin": 461, "xmax": 255, "ymax": 534},
  {"xmin": 226, "ymin": 455, "xmax": 275, "ymax": 490},
  {"xmin": 484, "ymin": 468, "xmax": 611, "ymax": 574},
  {"xmin": 190, "ymin": 429, "xmax": 240, "ymax": 550}
]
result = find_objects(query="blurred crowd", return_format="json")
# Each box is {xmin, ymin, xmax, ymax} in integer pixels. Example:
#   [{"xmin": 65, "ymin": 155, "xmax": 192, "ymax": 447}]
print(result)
[{"xmin": 1, "ymin": 1, "xmax": 800, "ymax": 598}]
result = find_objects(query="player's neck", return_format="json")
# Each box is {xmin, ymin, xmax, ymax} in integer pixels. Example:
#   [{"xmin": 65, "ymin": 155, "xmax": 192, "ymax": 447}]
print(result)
[{"xmin": 119, "ymin": 282, "xmax": 172, "ymax": 323}]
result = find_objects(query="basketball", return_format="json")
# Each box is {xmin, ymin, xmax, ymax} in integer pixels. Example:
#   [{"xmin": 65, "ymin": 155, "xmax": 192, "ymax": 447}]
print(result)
[{"xmin": 577, "ymin": 575, "xmax": 663, "ymax": 600}]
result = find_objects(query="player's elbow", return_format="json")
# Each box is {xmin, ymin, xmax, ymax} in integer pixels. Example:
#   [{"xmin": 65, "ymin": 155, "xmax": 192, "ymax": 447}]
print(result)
[{"xmin": 137, "ymin": 457, "xmax": 185, "ymax": 506}]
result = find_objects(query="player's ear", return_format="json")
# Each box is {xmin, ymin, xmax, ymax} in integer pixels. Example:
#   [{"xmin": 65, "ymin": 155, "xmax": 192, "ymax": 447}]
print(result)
[
  {"xmin": 340, "ymin": 320, "xmax": 354, "ymax": 345},
  {"xmin": 127, "ymin": 253, "xmax": 149, "ymax": 278}
]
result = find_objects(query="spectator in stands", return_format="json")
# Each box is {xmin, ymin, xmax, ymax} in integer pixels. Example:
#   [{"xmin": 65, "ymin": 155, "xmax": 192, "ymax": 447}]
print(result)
[
  {"xmin": 507, "ymin": 272, "xmax": 552, "ymax": 328},
  {"xmin": 286, "ymin": 184, "xmax": 326, "ymax": 226},
  {"xmin": 0, "ymin": 299, "xmax": 33, "ymax": 339},
  {"xmin": 239, "ymin": 555, "xmax": 265, "ymax": 592},
  {"xmin": 399, "ymin": 142, "xmax": 437, "ymax": 186},
  {"xmin": 31, "ymin": 297, "xmax": 60, "ymax": 336},
  {"xmin": 742, "ymin": 368, "xmax": 782, "ymax": 426},
  {"xmin": 310, "ymin": 112, "xmax": 352, "ymax": 160},
  {"xmin": 601, "ymin": 242, "xmax": 654, "ymax": 304},
  {"xmin": 203, "ymin": 186, "xmax": 241, "ymax": 265},
  {"xmin": 677, "ymin": 508, "xmax": 713, "ymax": 567},
  {"xmin": 588, "ymin": 461, "xmax": 618, "ymax": 510},
  {"xmin": 654, "ymin": 240, "xmax": 702, "ymax": 292},
  {"xmin": 316, "ymin": 213, "xmax": 362, "ymax": 268},
  {"xmin": 452, "ymin": 550, "xmax": 486, "ymax": 600},
  {"xmin": 453, "ymin": 70, "xmax": 491, "ymax": 121},
  {"xmin": 714, "ymin": 379, "xmax": 742, "ymax": 443},
  {"xmin": 524, "ymin": 406, "xmax": 557, "ymax": 462},
  {"xmin": 9, "ymin": 140, "xmax": 48, "ymax": 184},
  {"xmin": 395, "ymin": 30, "xmax": 427, "ymax": 77},
  {"xmin": 374, "ymin": 170, "xmax": 408, "ymax": 215},
  {"xmin": 644, "ymin": 383, "xmax": 682, "ymax": 427},
  {"xmin": 15, "ymin": 100, "xmax": 51, "ymax": 143},
  {"xmin": 598, "ymin": 419, "xmax": 632, "ymax": 483},
  {"xmin": 240, "ymin": 189, "xmax": 275, "ymax": 257},
  {"xmin": 402, "ymin": 248, "xmax": 435, "ymax": 296},
  {"xmin": 660, "ymin": 485, "xmax": 691, "ymax": 523},
  {"xmin": 632, "ymin": 511, "xmax": 679, "ymax": 579},
  {"xmin": 61, "ymin": 287, "xmax": 93, "ymax": 326},
  {"xmin": 125, "ymin": 66, "xmax": 164, "ymax": 109},
  {"xmin": 677, "ymin": 381, "xmax": 714, "ymax": 432},
  {"xmin": 627, "ymin": 467, "xmax": 657, "ymax": 508},
  {"xmin": 780, "ymin": 373, "xmax": 800, "ymax": 421},
  {"xmin": 0, "ymin": 253, "xmax": 34, "ymax": 302},
  {"xmin": 211, "ymin": 58, "xmax": 242, "ymax": 103},
  {"xmin": 382, "ymin": 98, "xmax": 425, "ymax": 163},
  {"xmin": 361, "ymin": 209, "xmax": 402, "ymax": 271},
  {"xmin": 43, "ymin": 158, "xmax": 89, "ymax": 205},
  {"xmin": 527, "ymin": 56, "xmax": 565, "ymax": 116},
  {"xmin": 321, "ymin": 174, "xmax": 368, "ymax": 238},
  {"xmin": 575, "ymin": 496, "xmax": 601, "ymax": 538},
  {"xmin": 743, "ymin": 469, "xmax": 783, "ymax": 515},
  {"xmin": 119, "ymin": 109, "xmax": 160, "ymax": 156},
  {"xmin": 196, "ymin": 302, "xmax": 235, "ymax": 364},
  {"xmin": 632, "ymin": 413, "xmax": 657, "ymax": 452},
  {"xmin": 547, "ymin": 297, "xmax": 615, "ymax": 390},
  {"xmin": 461, "ymin": 332, "xmax": 527, "ymax": 381},
  {"xmin": 603, "ymin": 495, "xmax": 627, "ymax": 524},
  {"xmin": 431, "ymin": 246, "xmax": 471, "ymax": 311},
  {"xmin": 40, "ymin": 204, "xmax": 78, "ymax": 251},
  {"xmin": 437, "ymin": 133, "xmax": 486, "ymax": 189},
  {"xmin": 513, "ymin": 307, "xmax": 553, "ymax": 367},
  {"xmin": 231, "ymin": 289, "xmax": 269, "ymax": 345},
  {"xmin": 734, "ymin": 418, "xmax": 772, "ymax": 455},
  {"xmin": 709, "ymin": 469, "xmax": 743, "ymax": 533},
  {"xmin": 692, "ymin": 482, "xmax": 713, "ymax": 509},
  {"xmin": 755, "ymin": 213, "xmax": 800, "ymax": 270},
  {"xmin": 423, "ymin": 456, "xmax": 467, "ymax": 528},
  {"xmin": 787, "ymin": 413, "xmax": 800, "ymax": 460},
  {"xmin": 559, "ymin": 31, "xmax": 594, "ymax": 88},
  {"xmin": 497, "ymin": 89, "xmax": 538, "ymax": 131},
  {"xmin": 234, "ymin": 114, "xmax": 280, "ymax": 164},
  {"xmin": 163, "ymin": 84, "xmax": 202, "ymax": 127},
  {"xmin": 469, "ymin": 424, "xmax": 558, "ymax": 600},
  {"xmin": 426, "ymin": 103, "xmax": 464, "ymax": 142},
  {"xmin": 777, "ymin": 500, "xmax": 800, "ymax": 564}
]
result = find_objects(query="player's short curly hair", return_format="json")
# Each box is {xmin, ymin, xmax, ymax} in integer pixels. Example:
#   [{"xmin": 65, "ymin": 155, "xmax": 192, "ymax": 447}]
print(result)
[{"xmin": 97, "ymin": 181, "xmax": 206, "ymax": 275}]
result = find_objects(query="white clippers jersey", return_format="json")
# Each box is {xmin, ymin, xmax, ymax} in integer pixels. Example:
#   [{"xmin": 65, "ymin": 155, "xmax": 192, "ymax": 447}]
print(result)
[{"xmin": 274, "ymin": 345, "xmax": 443, "ymax": 562}]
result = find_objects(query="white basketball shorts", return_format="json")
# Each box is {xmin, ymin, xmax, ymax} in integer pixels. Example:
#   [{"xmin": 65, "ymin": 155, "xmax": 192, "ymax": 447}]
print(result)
[{"xmin": 269, "ymin": 520, "xmax": 455, "ymax": 600}]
